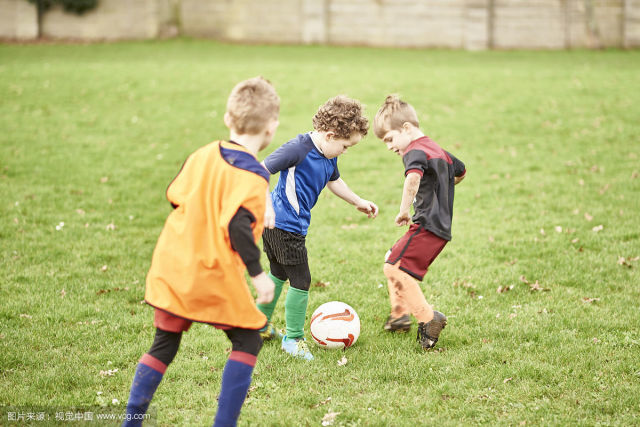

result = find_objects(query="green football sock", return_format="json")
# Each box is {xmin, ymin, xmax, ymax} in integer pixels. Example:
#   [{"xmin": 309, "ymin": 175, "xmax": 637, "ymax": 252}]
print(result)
[
  {"xmin": 285, "ymin": 287, "xmax": 308, "ymax": 340},
  {"xmin": 257, "ymin": 272, "xmax": 285, "ymax": 324}
]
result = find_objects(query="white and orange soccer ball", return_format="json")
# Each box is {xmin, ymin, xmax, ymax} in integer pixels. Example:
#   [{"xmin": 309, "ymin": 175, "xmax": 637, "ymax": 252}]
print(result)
[{"xmin": 310, "ymin": 301, "xmax": 360, "ymax": 349}]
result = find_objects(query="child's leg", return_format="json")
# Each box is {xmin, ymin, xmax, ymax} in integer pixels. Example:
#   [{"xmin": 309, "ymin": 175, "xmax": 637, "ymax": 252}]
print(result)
[
  {"xmin": 384, "ymin": 249, "xmax": 409, "ymax": 318},
  {"xmin": 283, "ymin": 263, "xmax": 311, "ymax": 339},
  {"xmin": 123, "ymin": 328, "xmax": 182, "ymax": 426},
  {"xmin": 214, "ymin": 328, "xmax": 263, "ymax": 427},
  {"xmin": 383, "ymin": 262, "xmax": 434, "ymax": 323},
  {"xmin": 257, "ymin": 260, "xmax": 286, "ymax": 323}
]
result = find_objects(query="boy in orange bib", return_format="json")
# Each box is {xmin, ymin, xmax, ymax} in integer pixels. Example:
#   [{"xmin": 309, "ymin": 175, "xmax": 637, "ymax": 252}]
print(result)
[{"xmin": 123, "ymin": 77, "xmax": 280, "ymax": 426}]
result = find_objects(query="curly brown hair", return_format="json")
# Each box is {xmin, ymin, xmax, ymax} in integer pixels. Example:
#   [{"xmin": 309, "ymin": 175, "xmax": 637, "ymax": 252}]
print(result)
[{"xmin": 312, "ymin": 96, "xmax": 369, "ymax": 139}]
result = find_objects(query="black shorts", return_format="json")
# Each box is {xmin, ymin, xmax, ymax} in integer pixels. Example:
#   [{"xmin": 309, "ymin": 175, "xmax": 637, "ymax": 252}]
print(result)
[{"xmin": 262, "ymin": 227, "xmax": 307, "ymax": 266}]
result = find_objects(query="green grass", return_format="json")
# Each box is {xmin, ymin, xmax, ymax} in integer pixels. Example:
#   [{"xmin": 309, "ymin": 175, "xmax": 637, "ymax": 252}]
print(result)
[{"xmin": 1, "ymin": 39, "xmax": 639, "ymax": 426}]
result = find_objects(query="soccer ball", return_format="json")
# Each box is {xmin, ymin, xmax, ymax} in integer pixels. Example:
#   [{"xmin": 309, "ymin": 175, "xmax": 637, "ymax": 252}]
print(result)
[{"xmin": 310, "ymin": 301, "xmax": 360, "ymax": 349}]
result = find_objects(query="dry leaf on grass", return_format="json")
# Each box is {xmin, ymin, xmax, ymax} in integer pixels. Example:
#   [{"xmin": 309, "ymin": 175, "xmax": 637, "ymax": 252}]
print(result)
[
  {"xmin": 311, "ymin": 397, "xmax": 332, "ymax": 409},
  {"xmin": 322, "ymin": 412, "xmax": 340, "ymax": 426},
  {"xmin": 313, "ymin": 281, "xmax": 330, "ymax": 288},
  {"xmin": 519, "ymin": 276, "xmax": 550, "ymax": 292},
  {"xmin": 582, "ymin": 297, "xmax": 600, "ymax": 304},
  {"xmin": 617, "ymin": 256, "xmax": 639, "ymax": 268},
  {"xmin": 592, "ymin": 224, "xmax": 604, "ymax": 232},
  {"xmin": 497, "ymin": 285, "xmax": 514, "ymax": 294},
  {"xmin": 337, "ymin": 356, "xmax": 348, "ymax": 366},
  {"xmin": 99, "ymin": 368, "xmax": 119, "ymax": 377}
]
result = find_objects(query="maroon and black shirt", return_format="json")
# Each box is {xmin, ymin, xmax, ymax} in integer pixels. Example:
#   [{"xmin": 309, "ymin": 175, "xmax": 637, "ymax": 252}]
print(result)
[{"xmin": 402, "ymin": 136, "xmax": 466, "ymax": 241}]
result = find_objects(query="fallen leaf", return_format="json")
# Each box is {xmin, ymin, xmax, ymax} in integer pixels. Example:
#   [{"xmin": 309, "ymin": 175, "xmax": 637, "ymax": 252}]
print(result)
[
  {"xmin": 76, "ymin": 209, "xmax": 85, "ymax": 215},
  {"xmin": 337, "ymin": 356, "xmax": 348, "ymax": 366},
  {"xmin": 20, "ymin": 313, "xmax": 33, "ymax": 319},
  {"xmin": 555, "ymin": 226, "xmax": 562, "ymax": 233},
  {"xmin": 321, "ymin": 411, "xmax": 340, "ymax": 426},
  {"xmin": 106, "ymin": 223, "xmax": 116, "ymax": 231},
  {"xmin": 592, "ymin": 224, "xmax": 604, "ymax": 232},
  {"xmin": 100, "ymin": 177, "xmax": 109, "ymax": 183},
  {"xmin": 529, "ymin": 281, "xmax": 549, "ymax": 292},
  {"xmin": 571, "ymin": 238, "xmax": 580, "ymax": 243},
  {"xmin": 313, "ymin": 281, "xmax": 330, "ymax": 288},
  {"xmin": 582, "ymin": 297, "xmax": 600, "ymax": 304},
  {"xmin": 539, "ymin": 228, "xmax": 546, "ymax": 236},
  {"xmin": 584, "ymin": 213, "xmax": 593, "ymax": 221},
  {"xmin": 617, "ymin": 256, "xmax": 639, "ymax": 268},
  {"xmin": 520, "ymin": 276, "xmax": 550, "ymax": 292},
  {"xmin": 101, "ymin": 265, "xmax": 108, "ymax": 272},
  {"xmin": 60, "ymin": 289, "xmax": 66, "ymax": 298},
  {"xmin": 509, "ymin": 313, "xmax": 517, "ymax": 319},
  {"xmin": 311, "ymin": 397, "xmax": 332, "ymax": 409},
  {"xmin": 497, "ymin": 285, "xmax": 514, "ymax": 294},
  {"xmin": 631, "ymin": 171, "xmax": 638, "ymax": 179},
  {"xmin": 503, "ymin": 377, "xmax": 513, "ymax": 384},
  {"xmin": 599, "ymin": 184, "xmax": 610, "ymax": 195},
  {"xmin": 99, "ymin": 368, "xmax": 119, "ymax": 377}
]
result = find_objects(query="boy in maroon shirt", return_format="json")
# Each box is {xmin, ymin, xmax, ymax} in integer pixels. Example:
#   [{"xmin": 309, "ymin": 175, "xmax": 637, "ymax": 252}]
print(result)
[{"xmin": 373, "ymin": 95, "xmax": 466, "ymax": 350}]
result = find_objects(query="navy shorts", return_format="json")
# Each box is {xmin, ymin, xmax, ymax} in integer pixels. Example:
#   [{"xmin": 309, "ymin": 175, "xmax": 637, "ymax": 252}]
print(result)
[{"xmin": 385, "ymin": 224, "xmax": 448, "ymax": 280}]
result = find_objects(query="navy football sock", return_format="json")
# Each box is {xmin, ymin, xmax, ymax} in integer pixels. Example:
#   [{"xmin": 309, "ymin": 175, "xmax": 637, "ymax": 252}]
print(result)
[
  {"xmin": 123, "ymin": 354, "xmax": 166, "ymax": 427},
  {"xmin": 213, "ymin": 351, "xmax": 256, "ymax": 427}
]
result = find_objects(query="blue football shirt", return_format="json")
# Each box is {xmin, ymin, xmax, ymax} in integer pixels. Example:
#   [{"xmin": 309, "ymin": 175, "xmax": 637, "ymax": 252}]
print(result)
[{"xmin": 263, "ymin": 132, "xmax": 340, "ymax": 236}]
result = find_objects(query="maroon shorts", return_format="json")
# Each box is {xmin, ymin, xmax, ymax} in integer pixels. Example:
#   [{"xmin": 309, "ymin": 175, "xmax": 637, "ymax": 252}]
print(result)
[
  {"xmin": 153, "ymin": 309, "xmax": 231, "ymax": 333},
  {"xmin": 385, "ymin": 224, "xmax": 448, "ymax": 280}
]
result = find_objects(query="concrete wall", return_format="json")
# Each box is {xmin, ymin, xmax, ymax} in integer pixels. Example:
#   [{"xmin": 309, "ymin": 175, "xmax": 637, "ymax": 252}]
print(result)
[
  {"xmin": 177, "ymin": 0, "xmax": 640, "ymax": 49},
  {"xmin": 1, "ymin": 0, "xmax": 639, "ymax": 48},
  {"xmin": 41, "ymin": 0, "xmax": 160, "ymax": 40},
  {"xmin": 0, "ymin": 0, "xmax": 37, "ymax": 39}
]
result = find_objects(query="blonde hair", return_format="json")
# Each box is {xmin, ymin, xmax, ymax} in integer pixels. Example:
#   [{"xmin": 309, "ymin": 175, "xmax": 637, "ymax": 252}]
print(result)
[
  {"xmin": 312, "ymin": 95, "xmax": 369, "ymax": 139},
  {"xmin": 373, "ymin": 95, "xmax": 419, "ymax": 139},
  {"xmin": 226, "ymin": 76, "xmax": 280, "ymax": 135}
]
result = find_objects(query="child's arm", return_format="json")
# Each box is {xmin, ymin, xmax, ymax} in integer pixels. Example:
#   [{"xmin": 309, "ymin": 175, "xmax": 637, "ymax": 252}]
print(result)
[
  {"xmin": 260, "ymin": 161, "xmax": 276, "ymax": 229},
  {"xmin": 228, "ymin": 207, "xmax": 274, "ymax": 303},
  {"xmin": 446, "ymin": 151, "xmax": 466, "ymax": 185},
  {"xmin": 396, "ymin": 172, "xmax": 421, "ymax": 226},
  {"xmin": 326, "ymin": 178, "xmax": 378, "ymax": 218}
]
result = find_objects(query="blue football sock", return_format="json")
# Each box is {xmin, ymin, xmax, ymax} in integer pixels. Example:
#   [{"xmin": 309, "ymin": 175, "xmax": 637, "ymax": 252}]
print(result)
[
  {"xmin": 213, "ymin": 352, "xmax": 256, "ymax": 427},
  {"xmin": 123, "ymin": 354, "xmax": 166, "ymax": 427}
]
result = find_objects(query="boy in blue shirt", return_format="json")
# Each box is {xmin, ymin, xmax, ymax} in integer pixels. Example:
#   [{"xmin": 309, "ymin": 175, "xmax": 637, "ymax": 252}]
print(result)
[{"xmin": 258, "ymin": 95, "xmax": 378, "ymax": 360}]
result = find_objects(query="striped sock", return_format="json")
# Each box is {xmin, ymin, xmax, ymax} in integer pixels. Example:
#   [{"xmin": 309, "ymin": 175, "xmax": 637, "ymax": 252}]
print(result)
[
  {"xmin": 123, "ymin": 354, "xmax": 166, "ymax": 427},
  {"xmin": 213, "ymin": 351, "xmax": 257, "ymax": 427}
]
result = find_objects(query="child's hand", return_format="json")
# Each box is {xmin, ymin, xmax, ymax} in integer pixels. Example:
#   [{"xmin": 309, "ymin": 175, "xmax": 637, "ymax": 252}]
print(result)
[
  {"xmin": 264, "ymin": 189, "xmax": 275, "ymax": 229},
  {"xmin": 356, "ymin": 199, "xmax": 379, "ymax": 218},
  {"xmin": 251, "ymin": 272, "xmax": 275, "ymax": 304},
  {"xmin": 395, "ymin": 210, "xmax": 411, "ymax": 226},
  {"xmin": 264, "ymin": 204, "xmax": 275, "ymax": 229}
]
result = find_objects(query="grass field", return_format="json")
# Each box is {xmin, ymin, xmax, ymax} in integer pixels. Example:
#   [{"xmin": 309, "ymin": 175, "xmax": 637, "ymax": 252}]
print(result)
[{"xmin": 1, "ymin": 39, "xmax": 639, "ymax": 426}]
